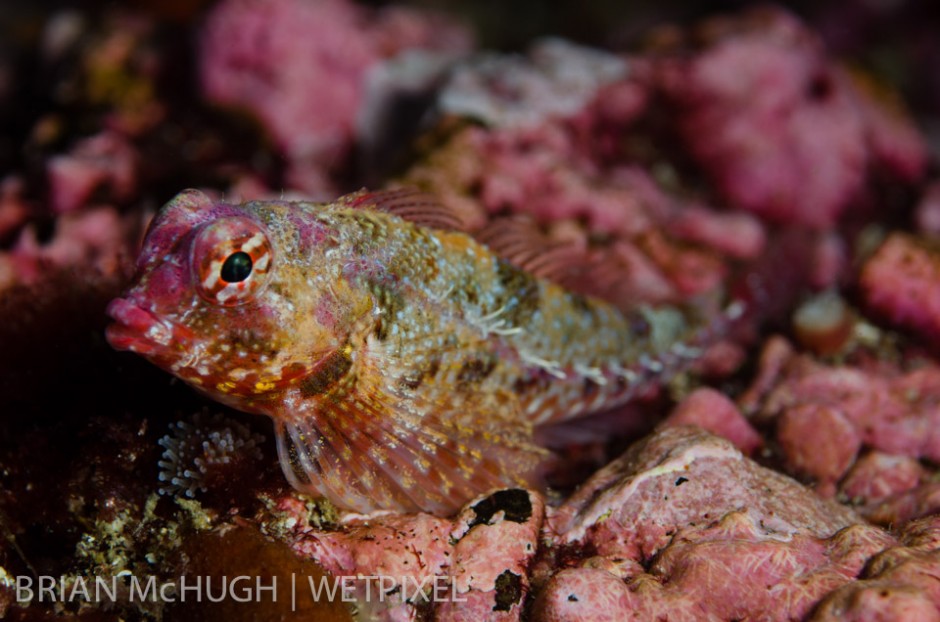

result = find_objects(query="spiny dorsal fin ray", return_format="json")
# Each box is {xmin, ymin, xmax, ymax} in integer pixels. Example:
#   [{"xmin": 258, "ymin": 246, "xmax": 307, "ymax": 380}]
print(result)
[
  {"xmin": 476, "ymin": 214, "xmax": 585, "ymax": 285},
  {"xmin": 276, "ymin": 385, "xmax": 545, "ymax": 515},
  {"xmin": 338, "ymin": 187, "xmax": 466, "ymax": 232}
]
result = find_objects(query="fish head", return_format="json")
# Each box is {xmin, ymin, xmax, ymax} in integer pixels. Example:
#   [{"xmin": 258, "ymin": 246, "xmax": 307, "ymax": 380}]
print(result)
[{"xmin": 106, "ymin": 190, "xmax": 357, "ymax": 407}]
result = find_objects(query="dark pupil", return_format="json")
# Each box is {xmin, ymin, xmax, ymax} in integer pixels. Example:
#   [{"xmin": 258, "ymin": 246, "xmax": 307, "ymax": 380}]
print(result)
[{"xmin": 220, "ymin": 251, "xmax": 253, "ymax": 283}]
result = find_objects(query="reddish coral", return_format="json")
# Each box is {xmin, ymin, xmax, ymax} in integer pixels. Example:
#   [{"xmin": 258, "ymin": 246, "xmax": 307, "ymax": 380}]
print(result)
[
  {"xmin": 549, "ymin": 427, "xmax": 860, "ymax": 557},
  {"xmin": 860, "ymin": 232, "xmax": 940, "ymax": 347},
  {"xmin": 738, "ymin": 335, "xmax": 796, "ymax": 413},
  {"xmin": 809, "ymin": 232, "xmax": 848, "ymax": 289},
  {"xmin": 656, "ymin": 7, "xmax": 926, "ymax": 227},
  {"xmin": 664, "ymin": 205, "xmax": 765, "ymax": 260},
  {"xmin": 538, "ymin": 522, "xmax": 895, "ymax": 622},
  {"xmin": 864, "ymin": 483, "xmax": 940, "ymax": 527}
]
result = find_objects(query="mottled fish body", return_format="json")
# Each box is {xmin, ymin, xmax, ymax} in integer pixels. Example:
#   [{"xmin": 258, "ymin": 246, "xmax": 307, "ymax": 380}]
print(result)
[{"xmin": 107, "ymin": 189, "xmax": 721, "ymax": 514}]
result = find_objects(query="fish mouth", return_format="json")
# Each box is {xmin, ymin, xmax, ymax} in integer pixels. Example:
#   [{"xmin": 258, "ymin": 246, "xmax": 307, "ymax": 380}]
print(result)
[{"xmin": 105, "ymin": 298, "xmax": 188, "ymax": 356}]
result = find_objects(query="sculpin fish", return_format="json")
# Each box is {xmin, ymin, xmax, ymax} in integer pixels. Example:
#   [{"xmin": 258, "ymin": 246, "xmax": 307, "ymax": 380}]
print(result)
[{"xmin": 106, "ymin": 188, "xmax": 730, "ymax": 515}]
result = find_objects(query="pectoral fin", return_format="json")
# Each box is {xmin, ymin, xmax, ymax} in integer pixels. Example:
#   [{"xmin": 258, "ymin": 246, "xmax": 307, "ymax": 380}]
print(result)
[{"xmin": 275, "ymin": 387, "xmax": 546, "ymax": 515}]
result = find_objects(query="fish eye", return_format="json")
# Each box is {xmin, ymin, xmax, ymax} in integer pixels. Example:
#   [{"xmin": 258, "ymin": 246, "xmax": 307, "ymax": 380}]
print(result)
[
  {"xmin": 192, "ymin": 217, "xmax": 273, "ymax": 306},
  {"xmin": 221, "ymin": 251, "xmax": 253, "ymax": 283}
]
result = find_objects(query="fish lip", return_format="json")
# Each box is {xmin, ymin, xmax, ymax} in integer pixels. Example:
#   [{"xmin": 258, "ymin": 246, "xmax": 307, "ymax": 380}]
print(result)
[{"xmin": 105, "ymin": 297, "xmax": 184, "ymax": 355}]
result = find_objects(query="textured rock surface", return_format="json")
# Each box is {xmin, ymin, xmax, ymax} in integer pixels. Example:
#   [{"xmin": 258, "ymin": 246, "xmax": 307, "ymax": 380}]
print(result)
[
  {"xmin": 292, "ymin": 489, "xmax": 544, "ymax": 621},
  {"xmin": 200, "ymin": 0, "xmax": 471, "ymax": 194},
  {"xmin": 755, "ymin": 351, "xmax": 940, "ymax": 487},
  {"xmin": 811, "ymin": 517, "xmax": 940, "ymax": 621},
  {"xmin": 656, "ymin": 7, "xmax": 927, "ymax": 227},
  {"xmin": 658, "ymin": 387, "xmax": 763, "ymax": 454},
  {"xmin": 861, "ymin": 232, "xmax": 940, "ymax": 348},
  {"xmin": 535, "ymin": 427, "xmax": 885, "ymax": 622}
]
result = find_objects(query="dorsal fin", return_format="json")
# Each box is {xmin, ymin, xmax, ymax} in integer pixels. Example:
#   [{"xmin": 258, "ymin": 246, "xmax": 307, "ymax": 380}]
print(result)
[
  {"xmin": 476, "ymin": 214, "xmax": 585, "ymax": 284},
  {"xmin": 338, "ymin": 187, "xmax": 466, "ymax": 232}
]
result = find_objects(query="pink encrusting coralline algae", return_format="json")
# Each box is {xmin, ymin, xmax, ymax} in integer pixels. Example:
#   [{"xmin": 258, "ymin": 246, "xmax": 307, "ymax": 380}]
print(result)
[
  {"xmin": 105, "ymin": 187, "xmax": 735, "ymax": 515},
  {"xmin": 288, "ymin": 488, "xmax": 544, "ymax": 620},
  {"xmin": 654, "ymin": 6, "xmax": 927, "ymax": 227},
  {"xmin": 533, "ymin": 427, "xmax": 892, "ymax": 622},
  {"xmin": 860, "ymin": 232, "xmax": 940, "ymax": 349},
  {"xmin": 737, "ymin": 335, "xmax": 940, "ymax": 525},
  {"xmin": 199, "ymin": 0, "xmax": 472, "ymax": 195}
]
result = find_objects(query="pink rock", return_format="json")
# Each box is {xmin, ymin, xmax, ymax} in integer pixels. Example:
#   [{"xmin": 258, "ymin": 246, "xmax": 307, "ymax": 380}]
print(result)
[
  {"xmin": 738, "ymin": 336, "xmax": 796, "ymax": 415},
  {"xmin": 408, "ymin": 117, "xmax": 734, "ymax": 309},
  {"xmin": 813, "ymin": 581, "xmax": 940, "ymax": 622},
  {"xmin": 3, "ymin": 206, "xmax": 133, "ymax": 289},
  {"xmin": 866, "ymin": 483, "xmax": 940, "ymax": 527},
  {"xmin": 549, "ymin": 427, "xmax": 861, "ymax": 554},
  {"xmin": 666, "ymin": 205, "xmax": 766, "ymax": 260},
  {"xmin": 292, "ymin": 489, "xmax": 543, "ymax": 621},
  {"xmin": 437, "ymin": 491, "xmax": 543, "ymax": 620},
  {"xmin": 853, "ymin": 76, "xmax": 929, "ymax": 184},
  {"xmin": 200, "ymin": 0, "xmax": 470, "ymax": 194},
  {"xmin": 533, "ymin": 568, "xmax": 635, "ymax": 622},
  {"xmin": 840, "ymin": 451, "xmax": 925, "ymax": 505},
  {"xmin": 777, "ymin": 403, "xmax": 861, "ymax": 491},
  {"xmin": 860, "ymin": 232, "xmax": 940, "ymax": 347},
  {"xmin": 750, "ymin": 350, "xmax": 940, "ymax": 492},
  {"xmin": 657, "ymin": 7, "xmax": 926, "ymax": 227},
  {"xmin": 690, "ymin": 339, "xmax": 747, "ymax": 379},
  {"xmin": 602, "ymin": 239, "xmax": 679, "ymax": 306},
  {"xmin": 659, "ymin": 387, "xmax": 763, "ymax": 454},
  {"xmin": 46, "ymin": 131, "xmax": 138, "ymax": 214},
  {"xmin": 637, "ymin": 228, "xmax": 727, "ymax": 297},
  {"xmin": 538, "ymin": 427, "xmax": 887, "ymax": 621},
  {"xmin": 810, "ymin": 232, "xmax": 848, "ymax": 289},
  {"xmin": 902, "ymin": 516, "xmax": 940, "ymax": 551},
  {"xmin": 812, "ymin": 517, "xmax": 940, "ymax": 621}
]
